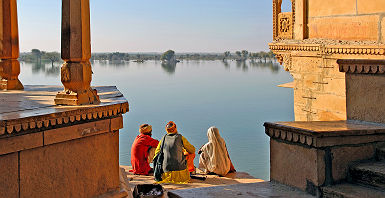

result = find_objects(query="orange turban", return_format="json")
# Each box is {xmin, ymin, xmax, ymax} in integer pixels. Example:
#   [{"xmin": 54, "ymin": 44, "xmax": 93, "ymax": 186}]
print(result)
[
  {"xmin": 166, "ymin": 121, "xmax": 177, "ymax": 134},
  {"xmin": 139, "ymin": 124, "xmax": 152, "ymax": 134}
]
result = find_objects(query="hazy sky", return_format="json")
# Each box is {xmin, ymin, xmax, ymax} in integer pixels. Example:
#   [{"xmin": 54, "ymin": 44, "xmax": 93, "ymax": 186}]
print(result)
[{"xmin": 17, "ymin": 0, "xmax": 290, "ymax": 53}]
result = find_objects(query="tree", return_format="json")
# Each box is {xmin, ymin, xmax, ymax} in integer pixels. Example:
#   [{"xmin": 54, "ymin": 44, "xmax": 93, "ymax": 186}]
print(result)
[
  {"xmin": 223, "ymin": 51, "xmax": 231, "ymax": 60},
  {"xmin": 45, "ymin": 52, "xmax": 61, "ymax": 66},
  {"xmin": 31, "ymin": 49, "xmax": 42, "ymax": 63},
  {"xmin": 161, "ymin": 50, "xmax": 176, "ymax": 62},
  {"xmin": 241, "ymin": 50, "xmax": 249, "ymax": 60},
  {"xmin": 235, "ymin": 51, "xmax": 241, "ymax": 58}
]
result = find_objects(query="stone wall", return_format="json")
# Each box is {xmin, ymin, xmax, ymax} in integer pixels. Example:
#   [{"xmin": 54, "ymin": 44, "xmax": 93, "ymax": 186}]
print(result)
[
  {"xmin": 308, "ymin": 0, "xmax": 385, "ymax": 42},
  {"xmin": 270, "ymin": 42, "xmax": 385, "ymax": 122},
  {"xmin": 290, "ymin": 53, "xmax": 346, "ymax": 121},
  {"xmin": 0, "ymin": 116, "xmax": 124, "ymax": 198}
]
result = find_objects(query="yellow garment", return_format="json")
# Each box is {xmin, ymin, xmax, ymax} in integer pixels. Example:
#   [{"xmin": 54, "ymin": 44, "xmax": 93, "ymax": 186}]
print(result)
[
  {"xmin": 154, "ymin": 135, "xmax": 195, "ymax": 157},
  {"xmin": 157, "ymin": 168, "xmax": 190, "ymax": 184},
  {"xmin": 154, "ymin": 135, "xmax": 195, "ymax": 184}
]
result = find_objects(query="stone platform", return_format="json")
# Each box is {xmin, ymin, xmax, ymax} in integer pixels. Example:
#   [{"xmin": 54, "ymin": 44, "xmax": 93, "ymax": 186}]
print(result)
[
  {"xmin": 120, "ymin": 166, "xmax": 314, "ymax": 198},
  {"xmin": 264, "ymin": 120, "xmax": 385, "ymax": 196},
  {"xmin": 0, "ymin": 85, "xmax": 129, "ymax": 198}
]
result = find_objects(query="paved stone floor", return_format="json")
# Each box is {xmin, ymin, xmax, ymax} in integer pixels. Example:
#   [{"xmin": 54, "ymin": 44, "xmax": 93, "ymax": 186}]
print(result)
[
  {"xmin": 168, "ymin": 182, "xmax": 315, "ymax": 198},
  {"xmin": 120, "ymin": 166, "xmax": 314, "ymax": 198}
]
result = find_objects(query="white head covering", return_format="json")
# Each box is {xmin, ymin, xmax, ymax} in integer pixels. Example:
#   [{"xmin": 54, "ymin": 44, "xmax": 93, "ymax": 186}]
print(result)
[{"xmin": 199, "ymin": 127, "xmax": 230, "ymax": 176}]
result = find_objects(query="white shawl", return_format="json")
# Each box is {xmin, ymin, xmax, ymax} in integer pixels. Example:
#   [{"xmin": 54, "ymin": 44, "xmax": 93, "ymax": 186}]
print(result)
[{"xmin": 199, "ymin": 127, "xmax": 231, "ymax": 176}]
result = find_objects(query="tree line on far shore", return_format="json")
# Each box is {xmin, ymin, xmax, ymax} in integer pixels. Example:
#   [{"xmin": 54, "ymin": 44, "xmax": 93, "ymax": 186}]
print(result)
[{"xmin": 19, "ymin": 49, "xmax": 276, "ymax": 64}]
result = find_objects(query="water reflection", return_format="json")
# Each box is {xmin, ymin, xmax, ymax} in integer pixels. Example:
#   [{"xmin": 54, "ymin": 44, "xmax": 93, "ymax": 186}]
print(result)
[
  {"xmin": 24, "ymin": 59, "xmax": 282, "ymax": 76},
  {"xmin": 249, "ymin": 60, "xmax": 281, "ymax": 73},
  {"xmin": 161, "ymin": 62, "xmax": 177, "ymax": 74},
  {"xmin": 222, "ymin": 60, "xmax": 230, "ymax": 69},
  {"xmin": 31, "ymin": 62, "xmax": 61, "ymax": 76},
  {"xmin": 92, "ymin": 60, "xmax": 130, "ymax": 67}
]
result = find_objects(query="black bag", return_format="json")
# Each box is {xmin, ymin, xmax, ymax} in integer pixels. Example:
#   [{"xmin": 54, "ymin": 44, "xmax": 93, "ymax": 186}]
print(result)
[{"xmin": 153, "ymin": 135, "xmax": 166, "ymax": 182}]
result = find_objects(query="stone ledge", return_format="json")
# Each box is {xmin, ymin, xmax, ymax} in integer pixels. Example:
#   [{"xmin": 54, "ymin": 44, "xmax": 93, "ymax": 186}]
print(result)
[
  {"xmin": 269, "ymin": 42, "xmax": 385, "ymax": 56},
  {"xmin": 338, "ymin": 59, "xmax": 385, "ymax": 74},
  {"xmin": 0, "ymin": 85, "xmax": 129, "ymax": 136},
  {"xmin": 264, "ymin": 120, "xmax": 385, "ymax": 147}
]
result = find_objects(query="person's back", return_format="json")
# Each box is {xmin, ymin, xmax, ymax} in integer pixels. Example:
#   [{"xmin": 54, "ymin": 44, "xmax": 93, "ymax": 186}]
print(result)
[
  {"xmin": 130, "ymin": 124, "xmax": 159, "ymax": 175},
  {"xmin": 154, "ymin": 121, "xmax": 195, "ymax": 184},
  {"xmin": 198, "ymin": 127, "xmax": 235, "ymax": 176},
  {"xmin": 163, "ymin": 133, "xmax": 186, "ymax": 172}
]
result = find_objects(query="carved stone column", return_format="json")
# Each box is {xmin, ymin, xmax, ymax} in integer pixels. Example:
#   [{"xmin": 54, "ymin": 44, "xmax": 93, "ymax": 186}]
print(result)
[
  {"xmin": 55, "ymin": 0, "xmax": 100, "ymax": 105},
  {"xmin": 0, "ymin": 0, "xmax": 23, "ymax": 90}
]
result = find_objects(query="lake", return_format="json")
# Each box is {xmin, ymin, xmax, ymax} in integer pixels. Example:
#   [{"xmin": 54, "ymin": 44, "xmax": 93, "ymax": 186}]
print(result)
[{"xmin": 19, "ymin": 60, "xmax": 294, "ymax": 180}]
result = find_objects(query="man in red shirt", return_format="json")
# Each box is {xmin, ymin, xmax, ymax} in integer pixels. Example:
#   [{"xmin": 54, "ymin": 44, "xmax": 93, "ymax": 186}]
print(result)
[{"xmin": 130, "ymin": 124, "xmax": 160, "ymax": 175}]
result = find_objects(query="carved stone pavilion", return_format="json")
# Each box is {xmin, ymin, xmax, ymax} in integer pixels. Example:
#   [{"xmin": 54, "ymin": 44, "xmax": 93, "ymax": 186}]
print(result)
[
  {"xmin": 264, "ymin": 0, "xmax": 385, "ymax": 197},
  {"xmin": 0, "ymin": 0, "xmax": 128, "ymax": 197}
]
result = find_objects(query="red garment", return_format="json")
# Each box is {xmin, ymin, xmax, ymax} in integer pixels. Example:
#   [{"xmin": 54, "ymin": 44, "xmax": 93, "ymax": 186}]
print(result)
[{"xmin": 130, "ymin": 134, "xmax": 159, "ymax": 175}]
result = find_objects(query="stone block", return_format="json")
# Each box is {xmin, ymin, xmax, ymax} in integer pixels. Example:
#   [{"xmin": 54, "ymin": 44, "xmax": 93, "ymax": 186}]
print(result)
[
  {"xmin": 20, "ymin": 132, "xmax": 120, "ymax": 198},
  {"xmin": 346, "ymin": 74, "xmax": 385, "ymax": 123},
  {"xmin": 308, "ymin": 15, "xmax": 379, "ymax": 41},
  {"xmin": 312, "ymin": 94, "xmax": 346, "ymax": 114},
  {"xmin": 323, "ymin": 78, "xmax": 346, "ymax": 96},
  {"xmin": 357, "ymin": 0, "xmax": 385, "ymax": 14},
  {"xmin": 0, "ymin": 152, "xmax": 18, "ymax": 198},
  {"xmin": 270, "ymin": 139, "xmax": 325, "ymax": 191},
  {"xmin": 44, "ymin": 119, "xmax": 110, "ymax": 145},
  {"xmin": 294, "ymin": 104, "xmax": 308, "ymax": 121},
  {"xmin": 111, "ymin": 116, "xmax": 123, "ymax": 131},
  {"xmin": 0, "ymin": 132, "xmax": 43, "ymax": 155},
  {"xmin": 315, "ymin": 111, "xmax": 346, "ymax": 121},
  {"xmin": 308, "ymin": 0, "xmax": 356, "ymax": 17},
  {"xmin": 331, "ymin": 145, "xmax": 375, "ymax": 182},
  {"xmin": 382, "ymin": 17, "xmax": 385, "ymax": 42}
]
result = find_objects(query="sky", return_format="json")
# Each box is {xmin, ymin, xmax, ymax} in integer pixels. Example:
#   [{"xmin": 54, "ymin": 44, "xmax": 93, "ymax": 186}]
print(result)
[{"xmin": 17, "ymin": 0, "xmax": 291, "ymax": 53}]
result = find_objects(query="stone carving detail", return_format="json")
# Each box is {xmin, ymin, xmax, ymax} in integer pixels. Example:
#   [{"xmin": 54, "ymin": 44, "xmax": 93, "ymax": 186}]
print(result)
[
  {"xmin": 273, "ymin": 0, "xmax": 295, "ymax": 40},
  {"xmin": 274, "ymin": 53, "xmax": 292, "ymax": 71},
  {"xmin": 337, "ymin": 59, "xmax": 385, "ymax": 74},
  {"xmin": 278, "ymin": 13, "xmax": 293, "ymax": 39},
  {"xmin": 265, "ymin": 127, "xmax": 314, "ymax": 146},
  {"xmin": 1, "ymin": 102, "xmax": 129, "ymax": 135},
  {"xmin": 282, "ymin": 54, "xmax": 292, "ymax": 71},
  {"xmin": 269, "ymin": 43, "xmax": 385, "ymax": 56}
]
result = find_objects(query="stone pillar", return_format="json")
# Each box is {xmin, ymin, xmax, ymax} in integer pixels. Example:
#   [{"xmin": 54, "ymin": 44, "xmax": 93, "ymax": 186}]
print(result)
[
  {"xmin": 55, "ymin": 0, "xmax": 100, "ymax": 105},
  {"xmin": 0, "ymin": 0, "xmax": 23, "ymax": 90}
]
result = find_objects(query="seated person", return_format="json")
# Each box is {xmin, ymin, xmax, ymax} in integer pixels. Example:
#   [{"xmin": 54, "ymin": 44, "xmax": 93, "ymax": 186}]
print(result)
[
  {"xmin": 198, "ymin": 126, "xmax": 235, "ymax": 176},
  {"xmin": 130, "ymin": 124, "xmax": 159, "ymax": 175},
  {"xmin": 154, "ymin": 121, "xmax": 195, "ymax": 183}
]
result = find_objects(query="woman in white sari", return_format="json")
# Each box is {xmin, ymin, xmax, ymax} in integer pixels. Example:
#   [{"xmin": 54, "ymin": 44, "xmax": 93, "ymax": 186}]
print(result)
[{"xmin": 198, "ymin": 127, "xmax": 235, "ymax": 176}]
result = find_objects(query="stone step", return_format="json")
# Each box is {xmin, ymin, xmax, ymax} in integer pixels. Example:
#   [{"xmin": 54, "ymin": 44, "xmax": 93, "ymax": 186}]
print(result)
[
  {"xmin": 349, "ymin": 161, "xmax": 385, "ymax": 189},
  {"xmin": 376, "ymin": 147, "xmax": 385, "ymax": 161},
  {"xmin": 322, "ymin": 183, "xmax": 385, "ymax": 198}
]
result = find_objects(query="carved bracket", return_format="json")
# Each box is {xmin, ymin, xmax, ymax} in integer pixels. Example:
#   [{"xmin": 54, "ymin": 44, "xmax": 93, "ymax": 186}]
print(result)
[
  {"xmin": 337, "ymin": 59, "xmax": 385, "ymax": 74},
  {"xmin": 275, "ymin": 53, "xmax": 292, "ymax": 71}
]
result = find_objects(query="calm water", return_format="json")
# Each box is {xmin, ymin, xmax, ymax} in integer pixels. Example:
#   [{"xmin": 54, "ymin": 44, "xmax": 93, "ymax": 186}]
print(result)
[{"xmin": 19, "ymin": 60, "xmax": 294, "ymax": 180}]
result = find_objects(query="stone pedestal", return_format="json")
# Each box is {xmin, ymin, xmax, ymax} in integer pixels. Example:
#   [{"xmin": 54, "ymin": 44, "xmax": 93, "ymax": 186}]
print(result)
[
  {"xmin": 264, "ymin": 120, "xmax": 385, "ymax": 196},
  {"xmin": 0, "ymin": 60, "xmax": 23, "ymax": 90},
  {"xmin": 0, "ymin": 86, "xmax": 129, "ymax": 198}
]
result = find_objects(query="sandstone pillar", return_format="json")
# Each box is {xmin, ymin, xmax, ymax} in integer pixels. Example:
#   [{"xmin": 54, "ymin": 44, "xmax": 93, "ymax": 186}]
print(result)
[
  {"xmin": 0, "ymin": 0, "xmax": 23, "ymax": 90},
  {"xmin": 55, "ymin": 0, "xmax": 100, "ymax": 105}
]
